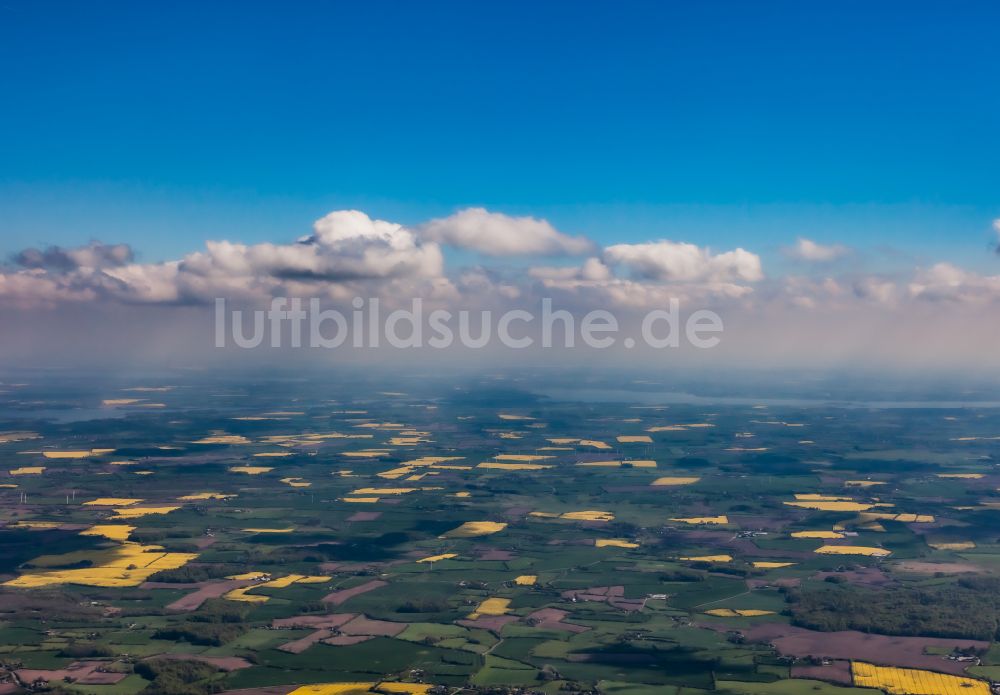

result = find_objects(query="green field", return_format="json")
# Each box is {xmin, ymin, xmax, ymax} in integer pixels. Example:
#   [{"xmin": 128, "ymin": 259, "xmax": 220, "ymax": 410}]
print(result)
[{"xmin": 1, "ymin": 373, "xmax": 999, "ymax": 694}]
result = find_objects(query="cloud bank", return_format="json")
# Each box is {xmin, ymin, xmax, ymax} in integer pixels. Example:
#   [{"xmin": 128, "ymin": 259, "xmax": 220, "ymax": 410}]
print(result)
[
  {"xmin": 421, "ymin": 207, "xmax": 594, "ymax": 257},
  {"xmin": 2, "ymin": 207, "xmax": 999, "ymax": 370},
  {"xmin": 785, "ymin": 237, "xmax": 851, "ymax": 262}
]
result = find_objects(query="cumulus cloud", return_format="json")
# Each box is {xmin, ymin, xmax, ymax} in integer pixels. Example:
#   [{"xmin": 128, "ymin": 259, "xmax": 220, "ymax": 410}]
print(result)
[
  {"xmin": 775, "ymin": 276, "xmax": 845, "ymax": 310},
  {"xmin": 603, "ymin": 241, "xmax": 763, "ymax": 283},
  {"xmin": 0, "ymin": 210, "xmax": 445, "ymax": 306},
  {"xmin": 528, "ymin": 255, "xmax": 756, "ymax": 310},
  {"xmin": 420, "ymin": 207, "xmax": 594, "ymax": 256},
  {"xmin": 529, "ymin": 257, "xmax": 613, "ymax": 283},
  {"xmin": 3, "ymin": 207, "xmax": 1000, "ymax": 346},
  {"xmin": 909, "ymin": 263, "xmax": 1000, "ymax": 303},
  {"xmin": 14, "ymin": 241, "xmax": 134, "ymax": 271},
  {"xmin": 7, "ymin": 207, "xmax": 1000, "ymax": 371},
  {"xmin": 182, "ymin": 210, "xmax": 443, "ymax": 284},
  {"xmin": 852, "ymin": 276, "xmax": 898, "ymax": 304},
  {"xmin": 785, "ymin": 237, "xmax": 851, "ymax": 262}
]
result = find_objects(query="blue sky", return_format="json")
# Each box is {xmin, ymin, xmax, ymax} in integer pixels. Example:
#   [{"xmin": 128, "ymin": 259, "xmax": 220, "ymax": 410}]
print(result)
[{"xmin": 2, "ymin": 0, "xmax": 999, "ymax": 269}]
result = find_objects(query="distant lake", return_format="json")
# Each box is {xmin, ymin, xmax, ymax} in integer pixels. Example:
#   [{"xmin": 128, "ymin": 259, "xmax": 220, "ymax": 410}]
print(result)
[
  {"xmin": 536, "ymin": 387, "xmax": 1000, "ymax": 410},
  {"xmin": 0, "ymin": 407, "xmax": 128, "ymax": 423}
]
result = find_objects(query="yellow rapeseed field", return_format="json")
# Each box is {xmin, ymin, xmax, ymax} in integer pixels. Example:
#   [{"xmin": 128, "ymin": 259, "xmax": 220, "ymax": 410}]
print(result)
[
  {"xmin": 514, "ymin": 575, "xmax": 537, "ymax": 585},
  {"xmin": 791, "ymin": 530, "xmax": 844, "ymax": 539},
  {"xmin": 229, "ymin": 466, "xmax": 273, "ymax": 475},
  {"xmin": 577, "ymin": 460, "xmax": 655, "ymax": 467},
  {"xmin": 936, "ymin": 473, "xmax": 984, "ymax": 479},
  {"xmin": 859, "ymin": 512, "xmax": 935, "ymax": 523},
  {"xmin": 928, "ymin": 541, "xmax": 975, "ymax": 550},
  {"xmin": 280, "ymin": 477, "xmax": 312, "ymax": 487},
  {"xmin": 341, "ymin": 497, "xmax": 380, "ymax": 503},
  {"xmin": 752, "ymin": 562, "xmax": 796, "ymax": 569},
  {"xmin": 80, "ymin": 525, "xmax": 134, "ymax": 541},
  {"xmin": 389, "ymin": 437, "xmax": 426, "ymax": 446},
  {"xmin": 478, "ymin": 462, "xmax": 552, "ymax": 471},
  {"xmin": 179, "ymin": 492, "xmax": 235, "ymax": 500},
  {"xmin": 441, "ymin": 521, "xmax": 507, "ymax": 538},
  {"xmin": 680, "ymin": 554, "xmax": 732, "ymax": 562},
  {"xmin": 559, "ymin": 510, "xmax": 614, "ymax": 521},
  {"xmin": 493, "ymin": 454, "xmax": 554, "ymax": 462},
  {"xmin": 651, "ymin": 476, "xmax": 700, "ymax": 486},
  {"xmin": 670, "ymin": 516, "xmax": 729, "ymax": 525},
  {"xmin": 223, "ymin": 586, "xmax": 270, "ymax": 603},
  {"xmin": 852, "ymin": 662, "xmax": 989, "ymax": 695},
  {"xmin": 0, "ymin": 431, "xmax": 39, "ymax": 443},
  {"xmin": 352, "ymin": 487, "xmax": 418, "ymax": 495},
  {"xmin": 596, "ymin": 539, "xmax": 639, "ymax": 548},
  {"xmin": 815, "ymin": 545, "xmax": 890, "ymax": 557},
  {"xmin": 704, "ymin": 609, "xmax": 774, "ymax": 617},
  {"xmin": 192, "ymin": 435, "xmax": 251, "ymax": 444},
  {"xmin": 110, "ymin": 506, "xmax": 180, "ymax": 519},
  {"xmin": 83, "ymin": 498, "xmax": 143, "ymax": 506},
  {"xmin": 468, "ymin": 597, "xmax": 510, "ymax": 619},
  {"xmin": 617, "ymin": 435, "xmax": 652, "ymax": 443},
  {"xmin": 13, "ymin": 521, "xmax": 60, "ymax": 529},
  {"xmin": 548, "ymin": 438, "xmax": 611, "ymax": 449},
  {"xmin": 260, "ymin": 574, "xmax": 308, "ymax": 588},
  {"xmin": 784, "ymin": 500, "xmax": 874, "ymax": 512},
  {"xmin": 223, "ymin": 573, "xmax": 328, "ymax": 602},
  {"xmin": 378, "ymin": 466, "xmax": 417, "ymax": 479},
  {"xmin": 417, "ymin": 553, "xmax": 457, "ymax": 563},
  {"xmin": 10, "ymin": 466, "xmax": 45, "ymax": 475},
  {"xmin": 376, "ymin": 685, "xmax": 434, "ymax": 695},
  {"xmin": 286, "ymin": 686, "xmax": 387, "ymax": 695},
  {"xmin": 4, "ymin": 543, "xmax": 196, "ymax": 588},
  {"xmin": 402, "ymin": 456, "xmax": 464, "ymax": 466}
]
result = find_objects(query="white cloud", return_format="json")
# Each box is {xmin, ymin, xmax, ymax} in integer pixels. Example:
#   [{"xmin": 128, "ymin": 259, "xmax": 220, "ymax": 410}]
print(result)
[
  {"xmin": 529, "ymin": 255, "xmax": 756, "ymax": 310},
  {"xmin": 909, "ymin": 262, "xmax": 1000, "ymax": 303},
  {"xmin": 8, "ymin": 208, "xmax": 1000, "ymax": 371},
  {"xmin": 420, "ymin": 207, "xmax": 594, "ymax": 256},
  {"xmin": 4, "ymin": 208, "xmax": 1000, "ymax": 358},
  {"xmin": 786, "ymin": 237, "xmax": 850, "ymax": 262},
  {"xmin": 14, "ymin": 241, "xmax": 134, "ymax": 271},
  {"xmin": 852, "ymin": 276, "xmax": 898, "ymax": 305},
  {"xmin": 603, "ymin": 240, "xmax": 763, "ymax": 283},
  {"xmin": 0, "ymin": 268, "xmax": 98, "ymax": 307},
  {"xmin": 529, "ymin": 257, "xmax": 612, "ymax": 282},
  {"xmin": 182, "ymin": 210, "xmax": 443, "ymax": 283},
  {"xmin": 0, "ymin": 210, "xmax": 444, "ymax": 306}
]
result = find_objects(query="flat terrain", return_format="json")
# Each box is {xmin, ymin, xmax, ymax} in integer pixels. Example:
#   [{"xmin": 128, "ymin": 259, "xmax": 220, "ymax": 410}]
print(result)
[{"xmin": 2, "ymin": 371, "xmax": 1000, "ymax": 694}]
